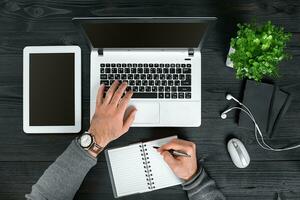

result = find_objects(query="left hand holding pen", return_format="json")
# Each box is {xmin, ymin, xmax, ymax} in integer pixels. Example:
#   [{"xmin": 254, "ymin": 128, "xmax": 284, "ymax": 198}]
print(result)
[{"xmin": 157, "ymin": 139, "xmax": 198, "ymax": 181}]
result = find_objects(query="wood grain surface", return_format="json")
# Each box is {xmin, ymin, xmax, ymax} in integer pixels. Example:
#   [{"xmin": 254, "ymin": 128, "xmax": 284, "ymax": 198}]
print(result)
[{"xmin": 0, "ymin": 0, "xmax": 299, "ymax": 199}]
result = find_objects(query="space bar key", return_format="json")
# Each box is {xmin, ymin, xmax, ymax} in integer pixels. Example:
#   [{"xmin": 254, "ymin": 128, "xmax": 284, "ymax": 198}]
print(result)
[{"xmin": 132, "ymin": 93, "xmax": 157, "ymax": 98}]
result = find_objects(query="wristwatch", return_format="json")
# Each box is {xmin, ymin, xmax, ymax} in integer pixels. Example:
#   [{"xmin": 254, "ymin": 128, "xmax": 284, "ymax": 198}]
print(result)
[{"xmin": 78, "ymin": 132, "xmax": 103, "ymax": 155}]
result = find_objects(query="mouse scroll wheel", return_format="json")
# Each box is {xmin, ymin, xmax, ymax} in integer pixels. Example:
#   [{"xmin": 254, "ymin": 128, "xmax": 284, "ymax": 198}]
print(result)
[{"xmin": 233, "ymin": 141, "xmax": 238, "ymax": 148}]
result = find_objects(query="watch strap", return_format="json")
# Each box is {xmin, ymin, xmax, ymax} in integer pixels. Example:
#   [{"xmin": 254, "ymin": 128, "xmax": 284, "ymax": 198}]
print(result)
[{"xmin": 89, "ymin": 141, "xmax": 103, "ymax": 155}]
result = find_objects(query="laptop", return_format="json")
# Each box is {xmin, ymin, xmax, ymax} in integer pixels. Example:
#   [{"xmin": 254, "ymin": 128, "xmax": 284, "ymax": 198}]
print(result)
[{"xmin": 73, "ymin": 17, "xmax": 216, "ymax": 127}]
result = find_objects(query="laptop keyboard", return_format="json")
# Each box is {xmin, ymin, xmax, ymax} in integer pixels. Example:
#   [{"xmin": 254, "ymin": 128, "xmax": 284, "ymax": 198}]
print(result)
[{"xmin": 100, "ymin": 63, "xmax": 191, "ymax": 99}]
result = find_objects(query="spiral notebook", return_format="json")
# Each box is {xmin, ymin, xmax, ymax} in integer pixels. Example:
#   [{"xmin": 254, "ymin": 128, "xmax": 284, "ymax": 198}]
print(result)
[{"xmin": 105, "ymin": 136, "xmax": 183, "ymax": 198}]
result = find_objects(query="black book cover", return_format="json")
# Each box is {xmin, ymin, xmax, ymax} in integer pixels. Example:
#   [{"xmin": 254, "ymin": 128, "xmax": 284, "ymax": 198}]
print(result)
[
  {"xmin": 238, "ymin": 80, "xmax": 274, "ymax": 133},
  {"xmin": 267, "ymin": 87, "xmax": 291, "ymax": 138}
]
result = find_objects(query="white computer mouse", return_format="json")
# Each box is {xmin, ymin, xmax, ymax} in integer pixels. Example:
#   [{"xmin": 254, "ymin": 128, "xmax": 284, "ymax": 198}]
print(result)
[{"xmin": 227, "ymin": 138, "xmax": 250, "ymax": 168}]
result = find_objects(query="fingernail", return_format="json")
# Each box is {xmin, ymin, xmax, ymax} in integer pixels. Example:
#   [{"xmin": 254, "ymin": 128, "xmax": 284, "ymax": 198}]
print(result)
[{"xmin": 100, "ymin": 84, "xmax": 104, "ymax": 87}]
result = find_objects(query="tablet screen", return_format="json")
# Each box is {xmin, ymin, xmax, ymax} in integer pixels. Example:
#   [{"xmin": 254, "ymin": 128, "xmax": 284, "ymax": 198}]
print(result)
[{"xmin": 29, "ymin": 53, "xmax": 75, "ymax": 126}]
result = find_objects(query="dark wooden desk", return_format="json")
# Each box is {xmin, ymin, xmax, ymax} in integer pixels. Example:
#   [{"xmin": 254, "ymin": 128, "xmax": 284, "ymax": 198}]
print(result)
[{"xmin": 0, "ymin": 0, "xmax": 299, "ymax": 199}]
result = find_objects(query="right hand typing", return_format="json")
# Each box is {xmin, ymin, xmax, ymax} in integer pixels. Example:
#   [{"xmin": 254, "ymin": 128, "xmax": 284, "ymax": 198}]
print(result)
[{"xmin": 157, "ymin": 139, "xmax": 198, "ymax": 181}]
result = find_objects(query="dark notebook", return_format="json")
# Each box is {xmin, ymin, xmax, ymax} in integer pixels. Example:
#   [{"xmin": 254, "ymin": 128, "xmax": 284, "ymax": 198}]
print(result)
[{"xmin": 238, "ymin": 80, "xmax": 291, "ymax": 138}]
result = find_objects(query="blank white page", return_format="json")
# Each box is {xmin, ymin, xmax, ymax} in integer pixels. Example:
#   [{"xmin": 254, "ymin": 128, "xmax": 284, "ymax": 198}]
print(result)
[
  {"xmin": 106, "ymin": 143, "xmax": 149, "ymax": 197},
  {"xmin": 144, "ymin": 136, "xmax": 184, "ymax": 190}
]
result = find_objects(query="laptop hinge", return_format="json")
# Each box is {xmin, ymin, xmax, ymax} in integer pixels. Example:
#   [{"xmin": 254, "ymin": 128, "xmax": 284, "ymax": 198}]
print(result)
[
  {"xmin": 97, "ymin": 49, "xmax": 103, "ymax": 56},
  {"xmin": 188, "ymin": 48, "xmax": 194, "ymax": 57}
]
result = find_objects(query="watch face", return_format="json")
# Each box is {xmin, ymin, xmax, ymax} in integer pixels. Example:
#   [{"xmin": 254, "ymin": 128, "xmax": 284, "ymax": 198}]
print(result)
[{"xmin": 80, "ymin": 134, "xmax": 92, "ymax": 148}]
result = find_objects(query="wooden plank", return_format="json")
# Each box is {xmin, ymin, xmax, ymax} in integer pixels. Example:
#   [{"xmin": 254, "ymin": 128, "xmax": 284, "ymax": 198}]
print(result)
[{"xmin": 0, "ymin": 161, "xmax": 299, "ymax": 199}]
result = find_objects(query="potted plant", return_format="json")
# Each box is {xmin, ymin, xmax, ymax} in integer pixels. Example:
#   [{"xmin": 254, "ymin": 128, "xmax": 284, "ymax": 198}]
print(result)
[{"xmin": 226, "ymin": 21, "xmax": 292, "ymax": 82}]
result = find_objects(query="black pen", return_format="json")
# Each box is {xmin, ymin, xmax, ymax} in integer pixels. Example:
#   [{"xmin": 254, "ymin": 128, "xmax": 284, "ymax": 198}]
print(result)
[{"xmin": 153, "ymin": 146, "xmax": 191, "ymax": 157}]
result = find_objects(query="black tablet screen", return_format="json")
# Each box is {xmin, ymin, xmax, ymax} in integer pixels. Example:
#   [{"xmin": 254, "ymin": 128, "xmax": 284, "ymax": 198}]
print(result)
[{"xmin": 29, "ymin": 53, "xmax": 75, "ymax": 126}]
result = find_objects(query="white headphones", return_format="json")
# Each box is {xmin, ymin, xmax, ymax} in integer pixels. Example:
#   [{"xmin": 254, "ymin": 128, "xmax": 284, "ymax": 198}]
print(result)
[{"xmin": 221, "ymin": 94, "xmax": 300, "ymax": 151}]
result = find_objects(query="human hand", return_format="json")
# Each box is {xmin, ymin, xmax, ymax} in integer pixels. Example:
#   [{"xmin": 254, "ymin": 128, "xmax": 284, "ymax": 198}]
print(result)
[
  {"xmin": 157, "ymin": 139, "xmax": 198, "ymax": 181},
  {"xmin": 88, "ymin": 81, "xmax": 137, "ymax": 149}
]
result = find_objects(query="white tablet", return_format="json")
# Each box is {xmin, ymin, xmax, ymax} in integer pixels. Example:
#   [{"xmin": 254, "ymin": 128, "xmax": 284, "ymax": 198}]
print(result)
[{"xmin": 23, "ymin": 46, "xmax": 81, "ymax": 134}]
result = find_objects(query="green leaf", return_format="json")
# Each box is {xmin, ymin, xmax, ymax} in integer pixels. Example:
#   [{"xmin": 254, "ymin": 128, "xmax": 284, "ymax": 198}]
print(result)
[{"xmin": 230, "ymin": 21, "xmax": 291, "ymax": 82}]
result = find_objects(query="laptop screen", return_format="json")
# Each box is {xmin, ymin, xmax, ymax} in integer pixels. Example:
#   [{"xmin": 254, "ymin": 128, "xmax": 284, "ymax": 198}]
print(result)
[{"xmin": 80, "ymin": 22, "xmax": 210, "ymax": 48}]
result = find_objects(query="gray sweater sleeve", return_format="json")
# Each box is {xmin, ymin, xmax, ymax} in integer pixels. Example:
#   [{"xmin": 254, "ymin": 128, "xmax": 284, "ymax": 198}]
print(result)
[
  {"xmin": 182, "ymin": 166, "xmax": 225, "ymax": 200},
  {"xmin": 25, "ymin": 139, "xmax": 97, "ymax": 200}
]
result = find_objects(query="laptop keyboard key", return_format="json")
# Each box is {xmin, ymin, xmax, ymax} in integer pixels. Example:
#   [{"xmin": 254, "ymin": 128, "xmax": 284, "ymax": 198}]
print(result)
[
  {"xmin": 183, "ymin": 68, "xmax": 191, "ymax": 73},
  {"xmin": 141, "ymin": 74, "xmax": 146, "ymax": 79},
  {"xmin": 133, "ymin": 86, "xmax": 138, "ymax": 92},
  {"xmin": 168, "ymin": 81, "xmax": 174, "ymax": 86},
  {"xmin": 105, "ymin": 68, "xmax": 111, "ymax": 73},
  {"xmin": 142, "ymin": 80, "xmax": 148, "ymax": 86},
  {"xmin": 136, "ymin": 80, "xmax": 141, "ymax": 86},
  {"xmin": 159, "ymin": 93, "xmax": 164, "ymax": 98},
  {"xmin": 121, "ymin": 74, "xmax": 127, "ymax": 79},
  {"xmin": 149, "ymin": 80, "xmax": 154, "ymax": 86},
  {"xmin": 171, "ymin": 93, "xmax": 177, "ymax": 99},
  {"xmin": 115, "ymin": 74, "xmax": 120, "ymax": 79},
  {"xmin": 132, "ymin": 92, "xmax": 157, "ymax": 99},
  {"xmin": 181, "ymin": 80, "xmax": 191, "ymax": 85},
  {"xmin": 118, "ymin": 68, "xmax": 124, "ymax": 73},
  {"xmin": 139, "ymin": 86, "xmax": 145, "ymax": 92},
  {"xmin": 134, "ymin": 74, "xmax": 140, "ymax": 79},
  {"xmin": 131, "ymin": 68, "xmax": 137, "ymax": 73},
  {"xmin": 165, "ymin": 93, "xmax": 170, "ymax": 98},
  {"xmin": 166, "ymin": 75, "xmax": 172, "ymax": 80},
  {"xmin": 185, "ymin": 93, "xmax": 192, "ymax": 99},
  {"xmin": 171, "ymin": 86, "xmax": 177, "ymax": 92},
  {"xmin": 138, "ymin": 68, "xmax": 143, "ymax": 73},
  {"xmin": 129, "ymin": 80, "xmax": 135, "ymax": 86},
  {"xmin": 112, "ymin": 68, "xmax": 117, "ymax": 73},
  {"xmin": 158, "ymin": 87, "xmax": 164, "ymax": 92},
  {"xmin": 128, "ymin": 74, "xmax": 133, "ymax": 79},
  {"xmin": 100, "ymin": 74, "xmax": 107, "ymax": 79},
  {"xmin": 179, "ymin": 93, "xmax": 184, "ymax": 99},
  {"xmin": 100, "ymin": 80, "xmax": 109, "ymax": 85},
  {"xmin": 108, "ymin": 74, "xmax": 114, "ymax": 79},
  {"xmin": 178, "ymin": 87, "xmax": 191, "ymax": 92}
]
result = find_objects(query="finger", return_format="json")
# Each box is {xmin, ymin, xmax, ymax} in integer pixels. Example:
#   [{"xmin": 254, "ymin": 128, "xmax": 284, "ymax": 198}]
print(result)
[
  {"xmin": 110, "ymin": 82, "xmax": 128, "ymax": 106},
  {"xmin": 161, "ymin": 151, "xmax": 177, "ymax": 169},
  {"xmin": 96, "ymin": 84, "xmax": 105, "ymax": 106},
  {"xmin": 118, "ymin": 90, "xmax": 133, "ymax": 112},
  {"xmin": 122, "ymin": 108, "xmax": 137, "ymax": 133},
  {"xmin": 103, "ymin": 80, "xmax": 119, "ymax": 105},
  {"xmin": 159, "ymin": 139, "xmax": 196, "ymax": 155}
]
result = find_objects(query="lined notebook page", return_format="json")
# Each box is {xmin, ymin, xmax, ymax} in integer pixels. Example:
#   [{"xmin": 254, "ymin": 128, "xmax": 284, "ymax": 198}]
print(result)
[
  {"xmin": 106, "ymin": 143, "xmax": 149, "ymax": 197},
  {"xmin": 145, "ymin": 136, "xmax": 184, "ymax": 190}
]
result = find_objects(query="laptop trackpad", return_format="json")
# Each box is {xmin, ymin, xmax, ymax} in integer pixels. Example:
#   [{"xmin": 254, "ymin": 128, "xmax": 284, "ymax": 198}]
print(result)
[{"xmin": 128, "ymin": 102, "xmax": 159, "ymax": 124}]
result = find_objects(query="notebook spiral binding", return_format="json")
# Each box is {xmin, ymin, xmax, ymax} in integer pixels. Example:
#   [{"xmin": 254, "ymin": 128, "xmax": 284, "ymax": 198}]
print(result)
[{"xmin": 139, "ymin": 143, "xmax": 155, "ymax": 189}]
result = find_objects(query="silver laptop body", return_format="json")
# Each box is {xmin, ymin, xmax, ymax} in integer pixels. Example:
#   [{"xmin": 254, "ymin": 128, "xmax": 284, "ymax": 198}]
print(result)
[{"xmin": 73, "ymin": 17, "xmax": 216, "ymax": 127}]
